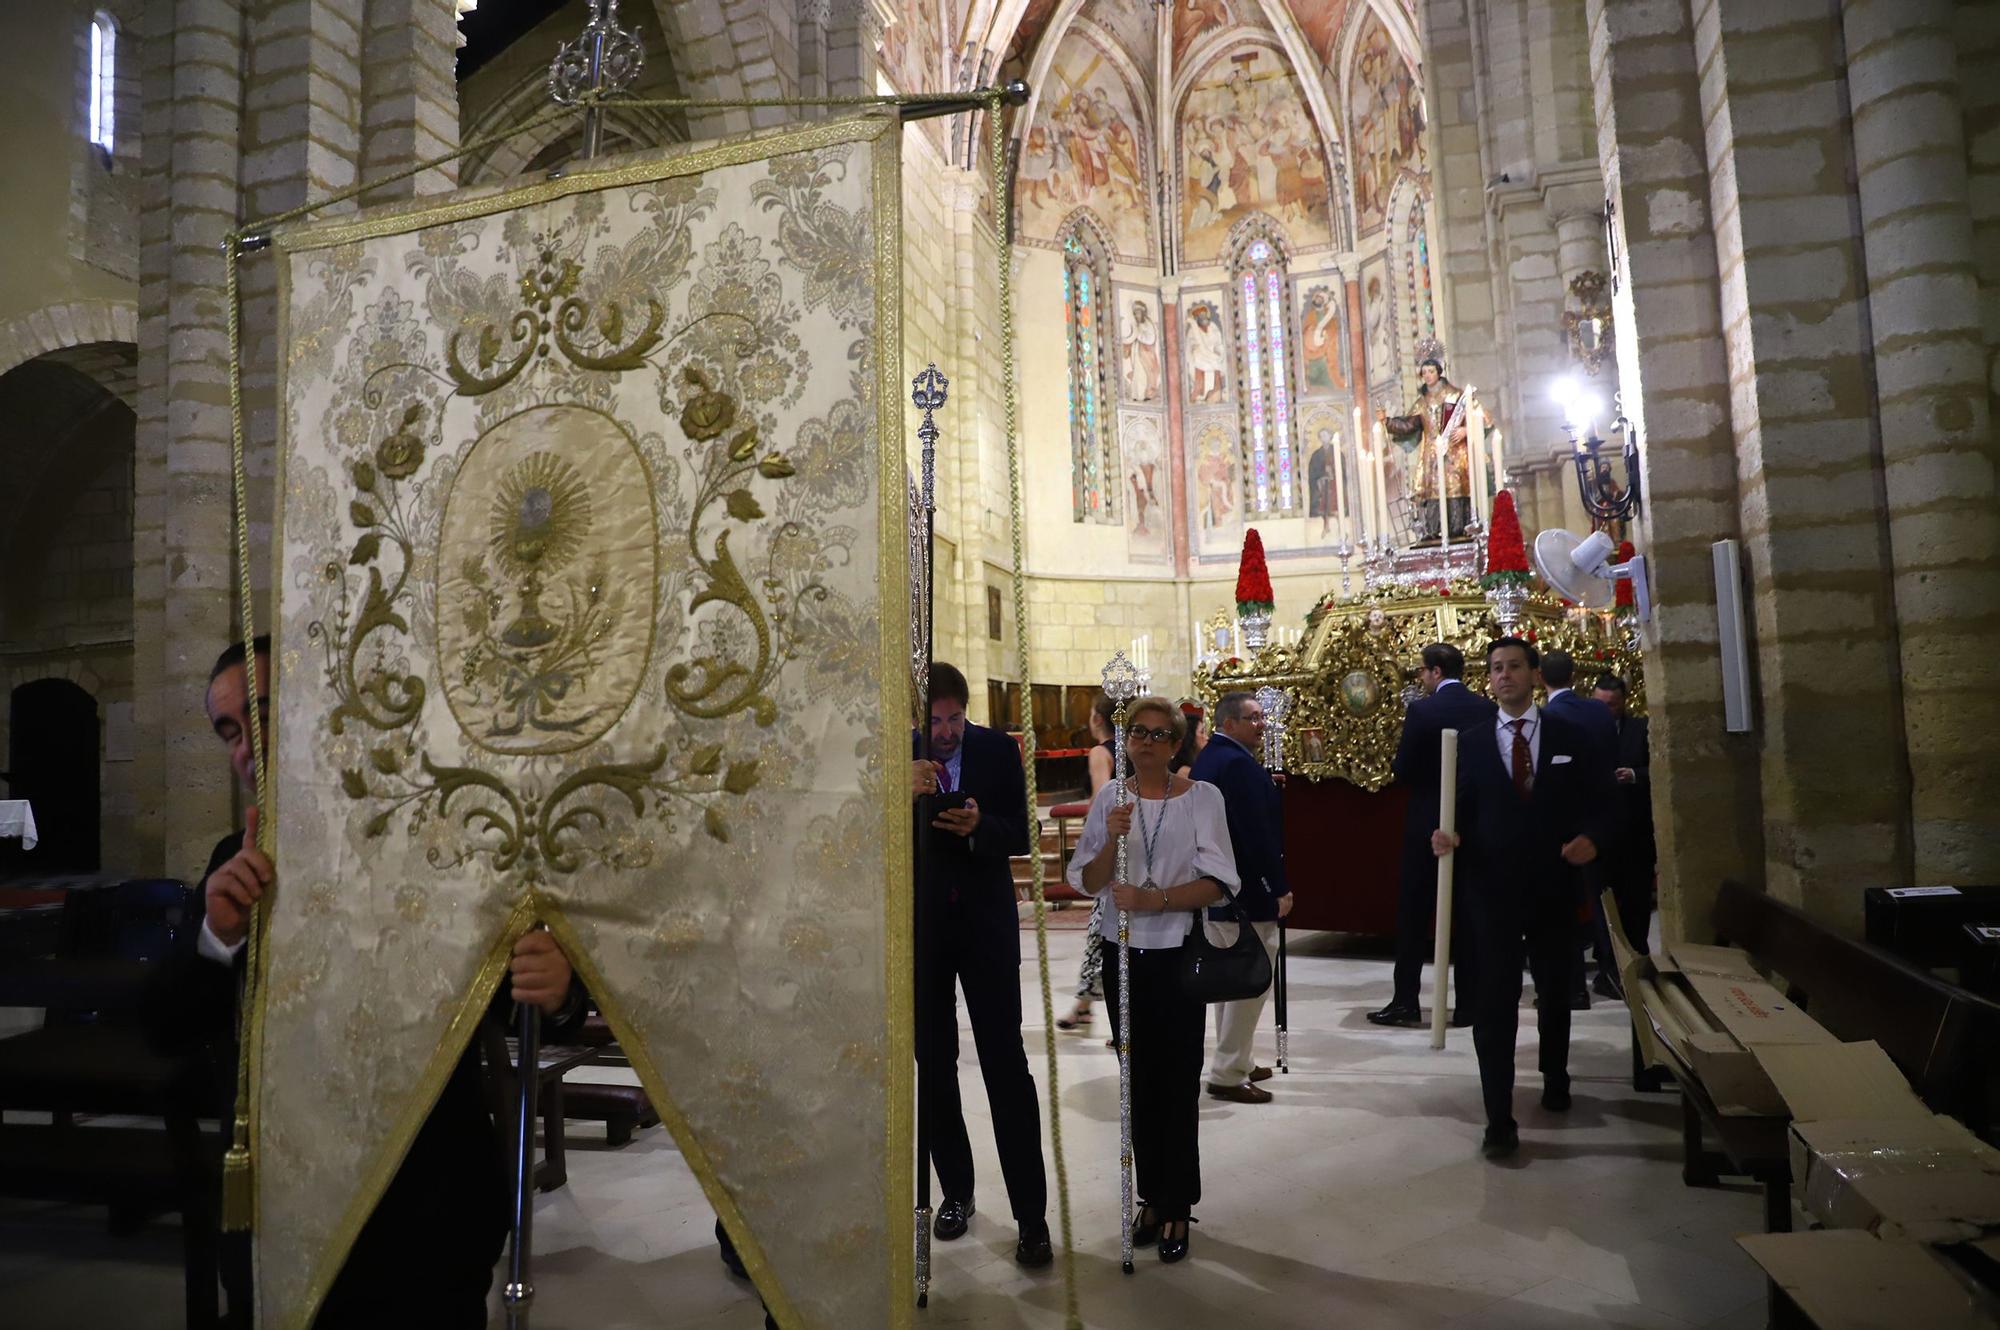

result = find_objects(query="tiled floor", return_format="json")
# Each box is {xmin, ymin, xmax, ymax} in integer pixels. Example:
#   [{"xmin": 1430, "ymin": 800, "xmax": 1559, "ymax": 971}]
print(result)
[{"xmin": 3, "ymin": 925, "xmax": 1771, "ymax": 1328}]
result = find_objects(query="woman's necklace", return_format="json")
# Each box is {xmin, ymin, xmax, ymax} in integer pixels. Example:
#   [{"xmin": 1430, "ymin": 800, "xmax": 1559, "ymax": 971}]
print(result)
[{"xmin": 1134, "ymin": 782, "xmax": 1169, "ymax": 892}]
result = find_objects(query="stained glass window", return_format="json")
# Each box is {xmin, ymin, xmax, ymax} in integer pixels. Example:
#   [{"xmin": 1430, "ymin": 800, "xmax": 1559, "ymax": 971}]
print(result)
[
  {"xmin": 1062, "ymin": 224, "xmax": 1118, "ymax": 523},
  {"xmin": 1231, "ymin": 231, "xmax": 1299, "ymax": 516},
  {"xmin": 1407, "ymin": 199, "xmax": 1435, "ymax": 343}
]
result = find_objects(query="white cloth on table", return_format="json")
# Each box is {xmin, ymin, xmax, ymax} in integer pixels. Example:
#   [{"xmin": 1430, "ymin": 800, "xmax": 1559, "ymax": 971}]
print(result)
[
  {"xmin": 1064, "ymin": 779, "xmax": 1239, "ymax": 950},
  {"xmin": 0, "ymin": 800, "xmax": 38, "ymax": 851}
]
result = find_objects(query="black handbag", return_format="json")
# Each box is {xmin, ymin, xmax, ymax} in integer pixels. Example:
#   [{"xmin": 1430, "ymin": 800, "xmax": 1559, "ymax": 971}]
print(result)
[{"xmin": 1177, "ymin": 886, "xmax": 1272, "ymax": 1004}]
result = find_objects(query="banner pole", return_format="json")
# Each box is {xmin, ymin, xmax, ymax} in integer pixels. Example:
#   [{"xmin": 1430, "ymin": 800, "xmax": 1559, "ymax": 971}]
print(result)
[{"xmin": 1430, "ymin": 729, "xmax": 1459, "ymax": 1051}]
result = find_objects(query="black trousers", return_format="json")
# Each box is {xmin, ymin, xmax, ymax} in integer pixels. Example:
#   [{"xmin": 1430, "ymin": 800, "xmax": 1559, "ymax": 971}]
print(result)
[
  {"xmin": 1390, "ymin": 835, "xmax": 1477, "ymax": 1010},
  {"xmin": 917, "ymin": 894, "xmax": 1049, "ymax": 1228},
  {"xmin": 1466, "ymin": 883, "xmax": 1577, "ymax": 1130},
  {"xmin": 313, "ymin": 1054, "xmax": 507, "ymax": 1328},
  {"xmin": 1590, "ymin": 861, "xmax": 1654, "ymax": 972},
  {"xmin": 1106, "ymin": 944, "xmax": 1206, "ymax": 1221}
]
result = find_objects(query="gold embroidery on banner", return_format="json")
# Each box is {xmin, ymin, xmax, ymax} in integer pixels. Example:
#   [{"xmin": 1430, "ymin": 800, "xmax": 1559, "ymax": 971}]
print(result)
[{"xmin": 262, "ymin": 113, "xmax": 910, "ymax": 1330}]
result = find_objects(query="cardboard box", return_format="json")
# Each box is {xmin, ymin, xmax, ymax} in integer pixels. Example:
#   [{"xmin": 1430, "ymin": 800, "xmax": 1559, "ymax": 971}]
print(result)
[
  {"xmin": 1641, "ymin": 940, "xmax": 1839, "ymax": 1117},
  {"xmin": 1791, "ymin": 1115, "xmax": 2000, "ymax": 1238},
  {"xmin": 1738, "ymin": 1230, "xmax": 1997, "ymax": 1330}
]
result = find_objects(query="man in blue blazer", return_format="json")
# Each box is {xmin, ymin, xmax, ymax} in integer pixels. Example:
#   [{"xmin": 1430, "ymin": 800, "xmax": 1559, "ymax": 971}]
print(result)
[
  {"xmin": 1540, "ymin": 649, "xmax": 1620, "ymax": 1006},
  {"xmin": 1432, "ymin": 638, "xmax": 1614, "ymax": 1158},
  {"xmin": 1372, "ymin": 643, "xmax": 1496, "ymax": 1027},
  {"xmin": 912, "ymin": 663, "xmax": 1051, "ymax": 1266},
  {"xmin": 1190, "ymin": 690, "xmax": 1293, "ymax": 1103}
]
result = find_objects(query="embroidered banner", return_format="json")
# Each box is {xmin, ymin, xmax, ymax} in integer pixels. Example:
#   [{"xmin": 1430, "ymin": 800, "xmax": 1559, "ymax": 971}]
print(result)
[{"xmin": 260, "ymin": 116, "xmax": 909, "ymax": 1328}]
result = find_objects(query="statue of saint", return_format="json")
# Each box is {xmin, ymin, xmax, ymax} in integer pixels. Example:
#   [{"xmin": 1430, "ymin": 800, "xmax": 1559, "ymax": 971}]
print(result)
[{"xmin": 1378, "ymin": 355, "xmax": 1482, "ymax": 542}]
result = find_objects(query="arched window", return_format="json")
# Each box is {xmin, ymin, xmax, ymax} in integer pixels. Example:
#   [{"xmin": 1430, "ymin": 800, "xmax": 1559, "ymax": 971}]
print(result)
[
  {"xmin": 1229, "ymin": 224, "xmax": 1299, "ymax": 516},
  {"xmin": 1061, "ymin": 220, "xmax": 1118, "ymax": 524},
  {"xmin": 88, "ymin": 13, "xmax": 116, "ymax": 156},
  {"xmin": 1406, "ymin": 197, "xmax": 1435, "ymax": 344}
]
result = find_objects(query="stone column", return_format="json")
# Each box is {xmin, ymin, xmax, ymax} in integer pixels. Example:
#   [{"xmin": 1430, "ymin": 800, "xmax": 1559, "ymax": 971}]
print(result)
[
  {"xmin": 1692, "ymin": 0, "xmax": 1913, "ymax": 927},
  {"xmin": 135, "ymin": 0, "xmax": 250, "ymax": 879},
  {"xmin": 1841, "ymin": 0, "xmax": 2000, "ymax": 884}
]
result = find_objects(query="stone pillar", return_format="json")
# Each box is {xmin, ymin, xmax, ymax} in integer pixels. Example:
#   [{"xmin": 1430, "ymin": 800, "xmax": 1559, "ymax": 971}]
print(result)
[
  {"xmin": 135, "ymin": 0, "xmax": 250, "ymax": 879},
  {"xmin": 1960, "ymin": 1, "xmax": 2000, "ymax": 408},
  {"xmin": 1423, "ymin": 0, "xmax": 1505, "ymax": 413},
  {"xmin": 133, "ymin": 0, "xmax": 459, "ymax": 878},
  {"xmin": 1841, "ymin": 0, "xmax": 2000, "ymax": 884},
  {"xmin": 1692, "ymin": 0, "xmax": 1913, "ymax": 927}
]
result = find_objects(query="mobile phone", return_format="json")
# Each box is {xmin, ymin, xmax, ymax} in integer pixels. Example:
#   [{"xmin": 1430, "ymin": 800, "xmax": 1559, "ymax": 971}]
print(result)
[{"xmin": 928, "ymin": 791, "xmax": 971, "ymax": 815}]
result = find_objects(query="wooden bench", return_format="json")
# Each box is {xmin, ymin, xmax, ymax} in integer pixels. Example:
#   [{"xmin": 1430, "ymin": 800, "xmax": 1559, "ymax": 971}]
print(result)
[{"xmin": 1672, "ymin": 880, "xmax": 2000, "ymax": 1235}]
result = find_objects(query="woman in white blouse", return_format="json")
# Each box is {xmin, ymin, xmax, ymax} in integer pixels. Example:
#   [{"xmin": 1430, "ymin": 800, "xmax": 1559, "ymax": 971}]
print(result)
[{"xmin": 1066, "ymin": 695, "xmax": 1240, "ymax": 1264}]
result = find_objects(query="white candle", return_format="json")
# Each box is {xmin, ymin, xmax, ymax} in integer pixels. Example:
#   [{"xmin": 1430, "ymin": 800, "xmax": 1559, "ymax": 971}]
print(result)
[
  {"xmin": 1334, "ymin": 423, "xmax": 1350, "ymax": 528},
  {"xmin": 1374, "ymin": 419, "xmax": 1392, "ymax": 538},
  {"xmin": 1431, "ymin": 727, "xmax": 1459, "ymax": 1050},
  {"xmin": 1356, "ymin": 434, "xmax": 1375, "ymax": 545},
  {"xmin": 1470, "ymin": 402, "xmax": 1489, "ymax": 524},
  {"xmin": 1436, "ymin": 432, "xmax": 1451, "ymax": 551},
  {"xmin": 1492, "ymin": 427, "xmax": 1507, "ymax": 491}
]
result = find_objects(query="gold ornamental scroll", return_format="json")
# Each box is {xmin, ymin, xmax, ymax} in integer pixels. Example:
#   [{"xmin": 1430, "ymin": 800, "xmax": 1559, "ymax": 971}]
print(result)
[{"xmin": 259, "ymin": 115, "xmax": 910, "ymax": 1329}]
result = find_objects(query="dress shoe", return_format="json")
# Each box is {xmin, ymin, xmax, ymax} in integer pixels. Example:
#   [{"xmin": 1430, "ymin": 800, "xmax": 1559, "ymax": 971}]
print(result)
[
  {"xmin": 1207, "ymin": 1081, "xmax": 1273, "ymax": 1104},
  {"xmin": 1249, "ymin": 1065, "xmax": 1273, "ymax": 1082},
  {"xmin": 1593, "ymin": 971, "xmax": 1623, "ymax": 1000},
  {"xmin": 933, "ymin": 1197, "xmax": 974, "ymax": 1241},
  {"xmin": 1015, "ymin": 1222, "xmax": 1053, "ymax": 1268},
  {"xmin": 1451, "ymin": 1009, "xmax": 1472, "ymax": 1028},
  {"xmin": 1481, "ymin": 1123, "xmax": 1520, "ymax": 1159},
  {"xmin": 1569, "ymin": 987, "xmax": 1591, "ymax": 1011},
  {"xmin": 1158, "ymin": 1218, "xmax": 1194, "ymax": 1264},
  {"xmin": 1131, "ymin": 1204, "xmax": 1161, "ymax": 1247},
  {"xmin": 1367, "ymin": 1001, "xmax": 1425, "ymax": 1028},
  {"xmin": 1542, "ymin": 1079, "xmax": 1572, "ymax": 1112}
]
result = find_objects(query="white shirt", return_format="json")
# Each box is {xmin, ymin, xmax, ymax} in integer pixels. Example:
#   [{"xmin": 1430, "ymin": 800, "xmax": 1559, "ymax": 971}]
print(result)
[
  {"xmin": 1066, "ymin": 779, "xmax": 1240, "ymax": 949},
  {"xmin": 1496, "ymin": 703, "xmax": 1542, "ymax": 785},
  {"xmin": 198, "ymin": 919, "xmax": 244, "ymax": 965},
  {"xmin": 1435, "ymin": 678, "xmax": 1465, "ymax": 693}
]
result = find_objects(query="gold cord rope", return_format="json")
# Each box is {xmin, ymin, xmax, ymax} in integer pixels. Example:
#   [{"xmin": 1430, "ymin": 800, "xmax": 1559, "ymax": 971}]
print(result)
[
  {"xmin": 987, "ymin": 92, "xmax": 1084, "ymax": 1330},
  {"xmin": 216, "ymin": 86, "xmax": 1080, "ymax": 1324}
]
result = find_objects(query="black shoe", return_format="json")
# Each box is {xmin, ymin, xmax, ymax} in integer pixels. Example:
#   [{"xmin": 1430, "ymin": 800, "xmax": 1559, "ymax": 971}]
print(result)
[
  {"xmin": 1367, "ymin": 1001, "xmax": 1425, "ymax": 1028},
  {"xmin": 715, "ymin": 1218, "xmax": 748, "ymax": 1280},
  {"xmin": 1450, "ymin": 1009, "xmax": 1472, "ymax": 1028},
  {"xmin": 1131, "ymin": 1203, "xmax": 1161, "ymax": 1247},
  {"xmin": 1542, "ymin": 1080, "xmax": 1572, "ymax": 1112},
  {"xmin": 933, "ymin": 1197, "xmax": 974, "ymax": 1241},
  {"xmin": 1569, "ymin": 987, "xmax": 1591, "ymax": 1010},
  {"xmin": 1015, "ymin": 1222, "xmax": 1053, "ymax": 1268},
  {"xmin": 1481, "ymin": 1123, "xmax": 1520, "ymax": 1159},
  {"xmin": 1593, "ymin": 971, "xmax": 1623, "ymax": 1000},
  {"xmin": 1158, "ymin": 1217, "xmax": 1194, "ymax": 1264}
]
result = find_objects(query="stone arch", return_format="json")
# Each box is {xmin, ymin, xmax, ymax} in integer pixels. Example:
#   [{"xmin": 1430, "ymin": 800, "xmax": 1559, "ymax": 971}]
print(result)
[
  {"xmin": 0, "ymin": 300, "xmax": 139, "ymax": 403},
  {"xmin": 647, "ymin": 0, "xmax": 789, "ymax": 135}
]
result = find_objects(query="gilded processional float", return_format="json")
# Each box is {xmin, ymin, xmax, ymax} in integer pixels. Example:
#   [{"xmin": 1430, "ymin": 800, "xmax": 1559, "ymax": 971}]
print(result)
[{"xmin": 1191, "ymin": 351, "xmax": 1644, "ymax": 935}]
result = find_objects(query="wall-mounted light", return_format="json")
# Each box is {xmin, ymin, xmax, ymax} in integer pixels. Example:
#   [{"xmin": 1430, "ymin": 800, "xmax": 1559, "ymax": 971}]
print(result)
[{"xmin": 1551, "ymin": 375, "xmax": 1641, "ymax": 525}]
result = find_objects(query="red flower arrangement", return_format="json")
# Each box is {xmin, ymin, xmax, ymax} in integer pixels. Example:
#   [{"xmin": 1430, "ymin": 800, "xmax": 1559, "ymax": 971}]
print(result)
[
  {"xmin": 1481, "ymin": 491, "xmax": 1531, "ymax": 590},
  {"xmin": 1235, "ymin": 528, "xmax": 1274, "ymax": 615},
  {"xmin": 1613, "ymin": 539, "xmax": 1636, "ymax": 608}
]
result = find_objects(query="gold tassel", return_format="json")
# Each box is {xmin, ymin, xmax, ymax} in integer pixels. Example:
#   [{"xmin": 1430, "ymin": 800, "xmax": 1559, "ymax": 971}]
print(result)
[{"xmin": 221, "ymin": 1125, "xmax": 254, "ymax": 1232}]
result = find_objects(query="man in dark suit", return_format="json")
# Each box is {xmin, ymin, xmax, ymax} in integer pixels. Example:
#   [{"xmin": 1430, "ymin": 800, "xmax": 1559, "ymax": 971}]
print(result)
[
  {"xmin": 1190, "ymin": 690, "xmax": 1293, "ymax": 1103},
  {"xmin": 1432, "ymin": 638, "xmax": 1614, "ymax": 1159},
  {"xmin": 157, "ymin": 636, "xmax": 586, "ymax": 1327},
  {"xmin": 1371, "ymin": 643, "xmax": 1496, "ymax": 1027},
  {"xmin": 1539, "ymin": 649, "xmax": 1619, "ymax": 1007},
  {"xmin": 1592, "ymin": 673, "xmax": 1655, "ymax": 965},
  {"xmin": 911, "ymin": 662, "xmax": 1052, "ymax": 1267}
]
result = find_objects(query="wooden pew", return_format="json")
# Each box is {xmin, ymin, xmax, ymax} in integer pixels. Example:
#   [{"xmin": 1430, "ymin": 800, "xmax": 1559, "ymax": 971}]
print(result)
[{"xmin": 1671, "ymin": 880, "xmax": 2000, "ymax": 1237}]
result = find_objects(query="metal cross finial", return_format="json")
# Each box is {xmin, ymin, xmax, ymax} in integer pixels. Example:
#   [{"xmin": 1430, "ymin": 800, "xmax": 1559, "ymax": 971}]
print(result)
[
  {"xmin": 1255, "ymin": 685, "xmax": 1287, "ymax": 772},
  {"xmin": 1101, "ymin": 649, "xmax": 1141, "ymax": 704},
  {"xmin": 549, "ymin": 0, "xmax": 645, "ymax": 159},
  {"xmin": 912, "ymin": 364, "xmax": 948, "ymax": 512}
]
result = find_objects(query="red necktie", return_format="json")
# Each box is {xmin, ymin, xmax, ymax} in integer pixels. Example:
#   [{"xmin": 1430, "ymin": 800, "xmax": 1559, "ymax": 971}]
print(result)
[
  {"xmin": 1509, "ymin": 719, "xmax": 1533, "ymax": 802},
  {"xmin": 938, "ymin": 764, "xmax": 953, "ymax": 793}
]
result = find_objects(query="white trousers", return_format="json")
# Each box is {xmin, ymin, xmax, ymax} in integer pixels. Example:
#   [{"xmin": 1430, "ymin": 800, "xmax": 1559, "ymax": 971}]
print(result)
[{"xmin": 1207, "ymin": 920, "xmax": 1281, "ymax": 1086}]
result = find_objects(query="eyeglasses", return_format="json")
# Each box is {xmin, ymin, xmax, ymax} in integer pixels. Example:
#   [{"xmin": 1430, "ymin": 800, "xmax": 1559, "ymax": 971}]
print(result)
[{"xmin": 1128, "ymin": 725, "xmax": 1178, "ymax": 744}]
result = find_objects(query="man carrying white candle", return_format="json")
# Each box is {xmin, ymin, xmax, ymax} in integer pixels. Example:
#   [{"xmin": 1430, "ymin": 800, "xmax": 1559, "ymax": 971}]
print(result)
[{"xmin": 1430, "ymin": 638, "xmax": 1614, "ymax": 1159}]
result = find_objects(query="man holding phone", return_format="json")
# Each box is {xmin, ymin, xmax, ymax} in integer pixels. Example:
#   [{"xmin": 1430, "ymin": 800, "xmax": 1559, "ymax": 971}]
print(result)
[{"xmin": 910, "ymin": 663, "xmax": 1052, "ymax": 1267}]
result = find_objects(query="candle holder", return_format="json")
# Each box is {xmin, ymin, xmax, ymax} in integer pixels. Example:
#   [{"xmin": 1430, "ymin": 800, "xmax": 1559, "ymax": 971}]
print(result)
[
  {"xmin": 1485, "ymin": 579, "xmax": 1530, "ymax": 633},
  {"xmin": 1237, "ymin": 610, "xmax": 1272, "ymax": 651}
]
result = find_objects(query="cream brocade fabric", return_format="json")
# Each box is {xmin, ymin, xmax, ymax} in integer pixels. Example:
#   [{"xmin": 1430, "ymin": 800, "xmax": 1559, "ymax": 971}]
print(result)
[{"xmin": 260, "ymin": 118, "xmax": 909, "ymax": 1329}]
